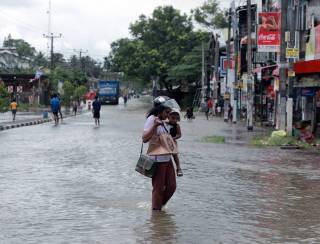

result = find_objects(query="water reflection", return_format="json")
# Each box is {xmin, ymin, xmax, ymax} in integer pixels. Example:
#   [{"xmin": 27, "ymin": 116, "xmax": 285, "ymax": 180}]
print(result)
[{"xmin": 136, "ymin": 211, "xmax": 177, "ymax": 244}]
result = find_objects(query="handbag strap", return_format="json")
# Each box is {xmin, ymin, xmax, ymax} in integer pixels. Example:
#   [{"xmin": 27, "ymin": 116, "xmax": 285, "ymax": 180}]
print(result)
[
  {"xmin": 161, "ymin": 124, "xmax": 169, "ymax": 133},
  {"xmin": 140, "ymin": 141, "xmax": 143, "ymax": 155}
]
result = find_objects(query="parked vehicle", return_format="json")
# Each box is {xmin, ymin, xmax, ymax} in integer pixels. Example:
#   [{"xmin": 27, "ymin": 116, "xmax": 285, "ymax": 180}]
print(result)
[{"xmin": 98, "ymin": 80, "xmax": 120, "ymax": 105}]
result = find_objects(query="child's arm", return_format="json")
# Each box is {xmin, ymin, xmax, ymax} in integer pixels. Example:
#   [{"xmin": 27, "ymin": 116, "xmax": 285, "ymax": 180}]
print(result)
[{"xmin": 173, "ymin": 124, "xmax": 182, "ymax": 140}]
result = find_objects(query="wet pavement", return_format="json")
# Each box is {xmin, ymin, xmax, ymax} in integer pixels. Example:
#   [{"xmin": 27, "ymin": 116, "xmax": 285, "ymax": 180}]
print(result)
[{"xmin": 0, "ymin": 98, "xmax": 320, "ymax": 243}]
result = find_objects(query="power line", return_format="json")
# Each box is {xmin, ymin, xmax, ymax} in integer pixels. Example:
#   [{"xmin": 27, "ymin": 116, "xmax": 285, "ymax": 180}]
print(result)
[{"xmin": 0, "ymin": 9, "xmax": 47, "ymax": 34}]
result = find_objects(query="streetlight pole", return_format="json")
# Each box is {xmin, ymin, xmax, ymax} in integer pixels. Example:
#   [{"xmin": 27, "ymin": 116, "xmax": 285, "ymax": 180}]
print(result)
[
  {"xmin": 279, "ymin": 0, "xmax": 288, "ymax": 131},
  {"xmin": 246, "ymin": 0, "xmax": 254, "ymax": 130}
]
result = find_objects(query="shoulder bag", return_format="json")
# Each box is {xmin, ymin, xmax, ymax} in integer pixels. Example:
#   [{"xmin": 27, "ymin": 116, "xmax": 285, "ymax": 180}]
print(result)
[{"xmin": 135, "ymin": 142, "xmax": 157, "ymax": 178}]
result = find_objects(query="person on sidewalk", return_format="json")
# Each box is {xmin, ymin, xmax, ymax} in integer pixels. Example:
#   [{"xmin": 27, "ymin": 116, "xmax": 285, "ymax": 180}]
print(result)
[
  {"xmin": 72, "ymin": 100, "xmax": 78, "ymax": 116},
  {"xmin": 206, "ymin": 97, "xmax": 213, "ymax": 120},
  {"xmin": 50, "ymin": 94, "xmax": 60, "ymax": 125},
  {"xmin": 10, "ymin": 99, "xmax": 17, "ymax": 121},
  {"xmin": 92, "ymin": 96, "xmax": 101, "ymax": 126},
  {"xmin": 228, "ymin": 104, "xmax": 233, "ymax": 122},
  {"xmin": 142, "ymin": 96, "xmax": 176, "ymax": 211}
]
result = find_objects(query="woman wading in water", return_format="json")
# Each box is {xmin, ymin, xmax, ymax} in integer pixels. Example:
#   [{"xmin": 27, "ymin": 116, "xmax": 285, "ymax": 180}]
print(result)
[{"xmin": 142, "ymin": 97, "xmax": 177, "ymax": 211}]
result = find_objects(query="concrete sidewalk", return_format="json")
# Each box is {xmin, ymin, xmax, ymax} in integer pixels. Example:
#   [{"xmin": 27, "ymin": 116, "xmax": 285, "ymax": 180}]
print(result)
[
  {"xmin": 0, "ymin": 109, "xmax": 86, "ymax": 131},
  {"xmin": 0, "ymin": 111, "xmax": 52, "ymax": 131}
]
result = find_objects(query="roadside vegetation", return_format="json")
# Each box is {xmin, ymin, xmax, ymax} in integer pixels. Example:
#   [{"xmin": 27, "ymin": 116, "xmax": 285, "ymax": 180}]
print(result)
[{"xmin": 201, "ymin": 135, "xmax": 226, "ymax": 144}]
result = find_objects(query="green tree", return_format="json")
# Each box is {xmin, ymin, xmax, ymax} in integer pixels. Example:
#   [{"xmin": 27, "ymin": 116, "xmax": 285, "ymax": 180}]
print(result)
[
  {"xmin": 0, "ymin": 81, "xmax": 10, "ymax": 112},
  {"xmin": 62, "ymin": 80, "xmax": 75, "ymax": 106},
  {"xmin": 32, "ymin": 51, "xmax": 48, "ymax": 68},
  {"xmin": 126, "ymin": 6, "xmax": 198, "ymax": 89},
  {"xmin": 192, "ymin": 0, "xmax": 228, "ymax": 30},
  {"xmin": 3, "ymin": 34, "xmax": 36, "ymax": 58},
  {"xmin": 73, "ymin": 85, "xmax": 87, "ymax": 101}
]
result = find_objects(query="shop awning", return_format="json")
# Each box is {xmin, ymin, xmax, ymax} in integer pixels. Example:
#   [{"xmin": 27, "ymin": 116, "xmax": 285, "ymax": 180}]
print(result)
[{"xmin": 294, "ymin": 59, "xmax": 320, "ymax": 74}]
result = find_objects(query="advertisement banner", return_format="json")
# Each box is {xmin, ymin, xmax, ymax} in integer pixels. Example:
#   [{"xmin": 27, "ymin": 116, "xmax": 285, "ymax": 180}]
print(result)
[
  {"xmin": 306, "ymin": 24, "xmax": 320, "ymax": 60},
  {"xmin": 257, "ymin": 12, "xmax": 280, "ymax": 52},
  {"xmin": 315, "ymin": 25, "xmax": 320, "ymax": 60}
]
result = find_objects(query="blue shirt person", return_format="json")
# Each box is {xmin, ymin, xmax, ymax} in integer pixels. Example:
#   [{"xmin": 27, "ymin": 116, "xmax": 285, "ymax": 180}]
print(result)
[
  {"xmin": 50, "ymin": 94, "xmax": 61, "ymax": 125},
  {"xmin": 92, "ymin": 96, "xmax": 101, "ymax": 126}
]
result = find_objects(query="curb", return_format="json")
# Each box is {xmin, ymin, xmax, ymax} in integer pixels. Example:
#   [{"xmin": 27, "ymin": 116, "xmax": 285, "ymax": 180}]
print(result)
[
  {"xmin": 0, "ymin": 111, "xmax": 88, "ymax": 132},
  {"xmin": 0, "ymin": 118, "xmax": 53, "ymax": 131}
]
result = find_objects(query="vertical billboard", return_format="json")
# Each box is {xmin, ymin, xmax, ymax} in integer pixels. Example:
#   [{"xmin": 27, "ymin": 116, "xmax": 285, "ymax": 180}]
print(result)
[
  {"xmin": 306, "ymin": 24, "xmax": 320, "ymax": 60},
  {"xmin": 257, "ymin": 12, "xmax": 280, "ymax": 52}
]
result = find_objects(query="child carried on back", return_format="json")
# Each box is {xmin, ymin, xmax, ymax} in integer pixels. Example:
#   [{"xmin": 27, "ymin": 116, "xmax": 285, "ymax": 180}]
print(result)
[{"xmin": 166, "ymin": 108, "xmax": 183, "ymax": 177}]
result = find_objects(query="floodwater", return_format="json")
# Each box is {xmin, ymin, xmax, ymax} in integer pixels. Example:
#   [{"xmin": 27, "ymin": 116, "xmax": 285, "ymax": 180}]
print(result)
[{"xmin": 0, "ymin": 99, "xmax": 320, "ymax": 243}]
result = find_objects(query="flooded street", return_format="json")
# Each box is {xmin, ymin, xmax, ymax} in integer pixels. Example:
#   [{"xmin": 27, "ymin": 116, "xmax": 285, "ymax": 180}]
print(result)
[{"xmin": 1, "ymin": 99, "xmax": 320, "ymax": 244}]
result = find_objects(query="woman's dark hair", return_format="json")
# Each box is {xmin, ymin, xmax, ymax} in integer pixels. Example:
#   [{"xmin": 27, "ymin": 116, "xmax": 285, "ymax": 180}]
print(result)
[{"xmin": 146, "ymin": 104, "xmax": 169, "ymax": 118}]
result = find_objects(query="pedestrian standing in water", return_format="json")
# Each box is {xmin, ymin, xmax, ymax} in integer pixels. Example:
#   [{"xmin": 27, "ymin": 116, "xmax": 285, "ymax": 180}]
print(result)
[
  {"xmin": 92, "ymin": 95, "xmax": 101, "ymax": 126},
  {"xmin": 142, "ymin": 96, "xmax": 176, "ymax": 211},
  {"xmin": 123, "ymin": 95, "xmax": 128, "ymax": 107},
  {"xmin": 50, "ymin": 94, "xmax": 60, "ymax": 125},
  {"xmin": 10, "ymin": 99, "xmax": 17, "ymax": 121},
  {"xmin": 72, "ymin": 100, "xmax": 78, "ymax": 116}
]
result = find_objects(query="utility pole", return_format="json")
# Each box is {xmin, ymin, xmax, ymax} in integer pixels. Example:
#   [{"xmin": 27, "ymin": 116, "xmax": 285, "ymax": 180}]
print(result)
[
  {"xmin": 246, "ymin": 0, "xmax": 253, "ymax": 130},
  {"xmin": 214, "ymin": 34, "xmax": 220, "ymax": 103},
  {"xmin": 224, "ymin": 8, "xmax": 232, "ymax": 122},
  {"xmin": 43, "ymin": 33, "xmax": 62, "ymax": 75},
  {"xmin": 286, "ymin": 0, "xmax": 297, "ymax": 136},
  {"xmin": 74, "ymin": 49, "xmax": 88, "ymax": 72},
  {"xmin": 279, "ymin": 0, "xmax": 288, "ymax": 131},
  {"xmin": 233, "ymin": 5, "xmax": 239, "ymax": 124},
  {"xmin": 201, "ymin": 41, "xmax": 206, "ymax": 106}
]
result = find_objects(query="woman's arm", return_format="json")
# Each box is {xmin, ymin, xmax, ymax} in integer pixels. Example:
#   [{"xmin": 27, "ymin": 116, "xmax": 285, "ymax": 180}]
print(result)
[{"xmin": 142, "ymin": 117, "xmax": 162, "ymax": 143}]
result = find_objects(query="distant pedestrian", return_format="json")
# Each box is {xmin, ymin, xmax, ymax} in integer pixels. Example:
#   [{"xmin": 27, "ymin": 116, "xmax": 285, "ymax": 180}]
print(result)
[
  {"xmin": 92, "ymin": 95, "xmax": 101, "ymax": 126},
  {"xmin": 50, "ymin": 94, "xmax": 60, "ymax": 125},
  {"xmin": 123, "ymin": 95, "xmax": 128, "ymax": 107},
  {"xmin": 72, "ymin": 100, "xmax": 78, "ymax": 116},
  {"xmin": 228, "ymin": 104, "xmax": 233, "ymax": 122},
  {"xmin": 206, "ymin": 97, "xmax": 213, "ymax": 120},
  {"xmin": 185, "ymin": 107, "xmax": 194, "ymax": 120},
  {"xmin": 10, "ymin": 99, "xmax": 17, "ymax": 121}
]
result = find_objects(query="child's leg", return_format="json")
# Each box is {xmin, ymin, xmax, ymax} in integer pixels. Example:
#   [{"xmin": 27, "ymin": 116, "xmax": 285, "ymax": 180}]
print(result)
[{"xmin": 173, "ymin": 154, "xmax": 183, "ymax": 176}]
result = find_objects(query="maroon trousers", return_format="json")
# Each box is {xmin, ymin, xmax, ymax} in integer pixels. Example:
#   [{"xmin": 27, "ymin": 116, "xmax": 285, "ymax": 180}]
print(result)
[{"xmin": 152, "ymin": 161, "xmax": 176, "ymax": 210}]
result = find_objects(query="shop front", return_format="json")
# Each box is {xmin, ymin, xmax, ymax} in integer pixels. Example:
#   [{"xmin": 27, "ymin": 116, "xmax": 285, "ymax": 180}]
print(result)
[
  {"xmin": 254, "ymin": 65, "xmax": 278, "ymax": 125},
  {"xmin": 293, "ymin": 60, "xmax": 320, "ymax": 136}
]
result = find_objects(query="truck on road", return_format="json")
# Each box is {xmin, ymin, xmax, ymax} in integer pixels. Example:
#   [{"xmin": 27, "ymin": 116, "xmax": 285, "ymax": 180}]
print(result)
[{"xmin": 98, "ymin": 80, "xmax": 120, "ymax": 105}]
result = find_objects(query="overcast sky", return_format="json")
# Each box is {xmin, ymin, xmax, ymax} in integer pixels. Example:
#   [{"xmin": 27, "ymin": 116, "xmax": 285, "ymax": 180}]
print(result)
[{"xmin": 0, "ymin": 0, "xmax": 233, "ymax": 62}]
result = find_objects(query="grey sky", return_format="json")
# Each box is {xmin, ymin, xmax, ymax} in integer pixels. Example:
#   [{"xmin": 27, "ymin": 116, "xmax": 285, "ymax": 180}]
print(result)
[{"xmin": 0, "ymin": 0, "xmax": 232, "ymax": 62}]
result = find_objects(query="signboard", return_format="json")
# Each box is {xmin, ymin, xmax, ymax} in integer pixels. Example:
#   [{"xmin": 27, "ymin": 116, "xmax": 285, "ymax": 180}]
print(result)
[
  {"xmin": 302, "ymin": 88, "xmax": 315, "ymax": 97},
  {"xmin": 286, "ymin": 48, "xmax": 299, "ymax": 58},
  {"xmin": 220, "ymin": 56, "xmax": 227, "ymax": 75},
  {"xmin": 288, "ymin": 70, "xmax": 295, "ymax": 77},
  {"xmin": 224, "ymin": 92, "xmax": 231, "ymax": 100},
  {"xmin": 254, "ymin": 52, "xmax": 276, "ymax": 64},
  {"xmin": 257, "ymin": 12, "xmax": 281, "ymax": 52}
]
